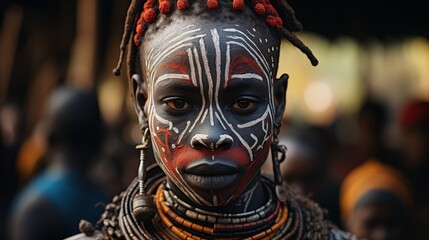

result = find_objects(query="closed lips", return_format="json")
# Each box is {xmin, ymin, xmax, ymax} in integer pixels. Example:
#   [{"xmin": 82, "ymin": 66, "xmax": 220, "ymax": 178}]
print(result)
[{"xmin": 182, "ymin": 159, "xmax": 242, "ymax": 189}]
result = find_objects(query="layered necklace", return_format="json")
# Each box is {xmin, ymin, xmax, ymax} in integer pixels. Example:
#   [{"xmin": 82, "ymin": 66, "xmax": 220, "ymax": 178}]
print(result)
[{"xmin": 103, "ymin": 173, "xmax": 307, "ymax": 239}]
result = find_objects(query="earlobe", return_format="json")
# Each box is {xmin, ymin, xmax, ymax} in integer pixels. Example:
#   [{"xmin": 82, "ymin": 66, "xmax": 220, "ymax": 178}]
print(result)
[
  {"xmin": 274, "ymin": 73, "xmax": 288, "ymax": 128},
  {"xmin": 132, "ymin": 74, "xmax": 149, "ymax": 129}
]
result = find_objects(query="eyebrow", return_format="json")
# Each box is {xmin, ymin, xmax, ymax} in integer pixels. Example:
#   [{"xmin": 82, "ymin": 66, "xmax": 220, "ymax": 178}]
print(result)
[
  {"xmin": 154, "ymin": 74, "xmax": 190, "ymax": 87},
  {"xmin": 154, "ymin": 79, "xmax": 199, "ymax": 93},
  {"xmin": 224, "ymin": 76, "xmax": 266, "ymax": 92},
  {"xmin": 230, "ymin": 73, "xmax": 263, "ymax": 81}
]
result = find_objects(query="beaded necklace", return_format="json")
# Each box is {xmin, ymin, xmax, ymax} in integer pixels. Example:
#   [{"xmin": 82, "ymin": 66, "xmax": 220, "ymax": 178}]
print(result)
[
  {"xmin": 112, "ymin": 172, "xmax": 303, "ymax": 240},
  {"xmin": 101, "ymin": 168, "xmax": 308, "ymax": 239},
  {"xmin": 154, "ymin": 181, "xmax": 284, "ymax": 239}
]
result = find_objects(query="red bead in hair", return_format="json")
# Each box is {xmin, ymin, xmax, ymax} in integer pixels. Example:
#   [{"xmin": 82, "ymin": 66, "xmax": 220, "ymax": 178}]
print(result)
[
  {"xmin": 265, "ymin": 4, "xmax": 276, "ymax": 14},
  {"xmin": 232, "ymin": 0, "xmax": 244, "ymax": 10},
  {"xmin": 177, "ymin": 0, "xmax": 189, "ymax": 10},
  {"xmin": 266, "ymin": 15, "xmax": 277, "ymax": 27},
  {"xmin": 143, "ymin": 8, "xmax": 157, "ymax": 23},
  {"xmin": 207, "ymin": 0, "xmax": 218, "ymax": 9},
  {"xmin": 159, "ymin": 0, "xmax": 172, "ymax": 14},
  {"xmin": 144, "ymin": 0, "xmax": 155, "ymax": 10},
  {"xmin": 134, "ymin": 34, "xmax": 141, "ymax": 46},
  {"xmin": 137, "ymin": 17, "xmax": 144, "ymax": 26},
  {"xmin": 133, "ymin": 0, "xmax": 287, "ymax": 47},
  {"xmin": 276, "ymin": 16, "xmax": 283, "ymax": 27},
  {"xmin": 254, "ymin": 3, "xmax": 265, "ymax": 15},
  {"xmin": 136, "ymin": 22, "xmax": 145, "ymax": 35}
]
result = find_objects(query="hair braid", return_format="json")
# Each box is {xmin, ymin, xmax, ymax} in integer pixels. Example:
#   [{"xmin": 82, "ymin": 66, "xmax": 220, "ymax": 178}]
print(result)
[
  {"xmin": 279, "ymin": 27, "xmax": 318, "ymax": 66},
  {"xmin": 271, "ymin": 0, "xmax": 302, "ymax": 32},
  {"xmin": 126, "ymin": 33, "xmax": 138, "ymax": 81},
  {"xmin": 113, "ymin": 0, "xmax": 144, "ymax": 76}
]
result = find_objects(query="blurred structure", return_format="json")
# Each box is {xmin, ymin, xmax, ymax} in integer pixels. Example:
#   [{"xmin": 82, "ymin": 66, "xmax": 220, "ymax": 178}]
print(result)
[
  {"xmin": 340, "ymin": 159, "xmax": 413, "ymax": 240},
  {"xmin": 7, "ymin": 86, "xmax": 109, "ymax": 240}
]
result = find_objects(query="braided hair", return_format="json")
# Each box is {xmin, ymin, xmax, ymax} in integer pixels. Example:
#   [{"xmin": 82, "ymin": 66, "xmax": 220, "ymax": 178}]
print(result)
[{"xmin": 113, "ymin": 0, "xmax": 318, "ymax": 81}]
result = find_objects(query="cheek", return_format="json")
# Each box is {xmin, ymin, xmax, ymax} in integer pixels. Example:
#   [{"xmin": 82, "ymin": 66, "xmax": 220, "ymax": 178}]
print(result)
[
  {"xmin": 247, "ymin": 139, "xmax": 272, "ymax": 174},
  {"xmin": 242, "ymin": 113, "xmax": 273, "ymax": 154},
  {"xmin": 254, "ymin": 137, "xmax": 272, "ymax": 159},
  {"xmin": 149, "ymin": 118, "xmax": 181, "ymax": 168},
  {"xmin": 229, "ymin": 139, "xmax": 271, "ymax": 195}
]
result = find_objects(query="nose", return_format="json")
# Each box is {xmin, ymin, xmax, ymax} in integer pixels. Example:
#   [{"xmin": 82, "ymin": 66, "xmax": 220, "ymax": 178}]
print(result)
[{"xmin": 191, "ymin": 134, "xmax": 234, "ymax": 151}]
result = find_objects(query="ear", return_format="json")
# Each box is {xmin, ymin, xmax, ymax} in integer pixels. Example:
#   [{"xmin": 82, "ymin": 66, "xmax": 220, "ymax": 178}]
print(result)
[
  {"xmin": 274, "ymin": 73, "xmax": 288, "ymax": 128},
  {"xmin": 131, "ymin": 74, "xmax": 149, "ymax": 129}
]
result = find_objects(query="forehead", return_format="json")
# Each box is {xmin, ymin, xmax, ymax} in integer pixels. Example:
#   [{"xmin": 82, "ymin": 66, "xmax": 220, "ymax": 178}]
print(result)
[
  {"xmin": 142, "ymin": 21, "xmax": 280, "ymax": 82},
  {"xmin": 140, "ymin": 15, "xmax": 280, "ymax": 71}
]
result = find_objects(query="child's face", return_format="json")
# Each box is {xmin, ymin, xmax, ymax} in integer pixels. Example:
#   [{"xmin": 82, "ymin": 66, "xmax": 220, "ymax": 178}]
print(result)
[{"xmin": 139, "ymin": 18, "xmax": 281, "ymax": 206}]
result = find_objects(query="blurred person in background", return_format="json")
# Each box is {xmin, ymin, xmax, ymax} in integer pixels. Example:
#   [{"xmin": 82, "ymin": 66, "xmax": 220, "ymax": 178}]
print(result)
[
  {"xmin": 283, "ymin": 125, "xmax": 341, "ymax": 227},
  {"xmin": 340, "ymin": 159, "xmax": 413, "ymax": 240},
  {"xmin": 332, "ymin": 98, "xmax": 399, "ymax": 182},
  {"xmin": 397, "ymin": 98, "xmax": 429, "ymax": 239},
  {"xmin": 354, "ymin": 98, "xmax": 399, "ymax": 167},
  {"xmin": 7, "ymin": 86, "xmax": 110, "ymax": 240},
  {"xmin": 263, "ymin": 124, "xmax": 341, "ymax": 226},
  {"xmin": 0, "ymin": 102, "xmax": 23, "ymax": 240}
]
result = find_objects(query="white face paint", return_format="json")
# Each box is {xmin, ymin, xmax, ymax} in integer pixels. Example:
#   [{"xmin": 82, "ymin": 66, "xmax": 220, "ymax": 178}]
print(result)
[{"xmin": 141, "ymin": 21, "xmax": 280, "ymax": 206}]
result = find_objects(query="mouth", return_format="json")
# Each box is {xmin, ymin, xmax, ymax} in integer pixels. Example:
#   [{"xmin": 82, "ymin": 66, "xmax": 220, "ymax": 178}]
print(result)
[{"xmin": 182, "ymin": 158, "xmax": 242, "ymax": 190}]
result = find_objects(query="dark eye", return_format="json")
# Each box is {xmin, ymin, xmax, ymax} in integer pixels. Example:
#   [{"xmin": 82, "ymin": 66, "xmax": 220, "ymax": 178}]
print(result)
[
  {"xmin": 233, "ymin": 100, "xmax": 252, "ymax": 109},
  {"xmin": 168, "ymin": 99, "xmax": 186, "ymax": 109},
  {"xmin": 163, "ymin": 98, "xmax": 192, "ymax": 112},
  {"xmin": 230, "ymin": 98, "xmax": 257, "ymax": 113}
]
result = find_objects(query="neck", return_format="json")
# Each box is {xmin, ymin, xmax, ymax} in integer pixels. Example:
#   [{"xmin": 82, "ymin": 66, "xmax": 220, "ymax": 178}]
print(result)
[
  {"xmin": 166, "ymin": 173, "xmax": 268, "ymax": 214},
  {"xmin": 153, "ymin": 176, "xmax": 285, "ymax": 239}
]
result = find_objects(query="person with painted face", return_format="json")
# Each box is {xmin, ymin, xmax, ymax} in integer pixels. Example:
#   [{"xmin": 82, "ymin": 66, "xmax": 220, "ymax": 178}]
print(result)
[{"xmin": 67, "ymin": 0, "xmax": 357, "ymax": 239}]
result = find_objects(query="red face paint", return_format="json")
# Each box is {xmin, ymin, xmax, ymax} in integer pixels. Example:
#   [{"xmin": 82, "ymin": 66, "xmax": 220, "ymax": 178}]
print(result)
[
  {"xmin": 143, "ymin": 23, "xmax": 280, "ymax": 206},
  {"xmin": 226, "ymin": 54, "xmax": 264, "ymax": 87}
]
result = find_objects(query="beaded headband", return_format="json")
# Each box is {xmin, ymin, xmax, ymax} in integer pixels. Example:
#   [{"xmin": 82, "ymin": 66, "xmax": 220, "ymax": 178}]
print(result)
[{"xmin": 133, "ymin": 0, "xmax": 284, "ymax": 46}]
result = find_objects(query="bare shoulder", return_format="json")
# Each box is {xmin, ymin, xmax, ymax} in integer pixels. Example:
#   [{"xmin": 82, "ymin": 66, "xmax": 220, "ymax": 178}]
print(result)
[
  {"xmin": 63, "ymin": 231, "xmax": 103, "ymax": 240},
  {"xmin": 329, "ymin": 228, "xmax": 360, "ymax": 240},
  {"xmin": 63, "ymin": 220, "xmax": 104, "ymax": 240}
]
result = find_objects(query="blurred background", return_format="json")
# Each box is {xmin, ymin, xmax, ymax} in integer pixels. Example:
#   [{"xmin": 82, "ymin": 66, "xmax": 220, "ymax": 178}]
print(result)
[{"xmin": 1, "ymin": 0, "xmax": 428, "ymax": 239}]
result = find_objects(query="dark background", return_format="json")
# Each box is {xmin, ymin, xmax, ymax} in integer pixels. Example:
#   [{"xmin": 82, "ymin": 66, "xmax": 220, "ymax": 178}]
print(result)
[
  {"xmin": 1, "ymin": 0, "xmax": 428, "ymax": 40},
  {"xmin": 288, "ymin": 0, "xmax": 428, "ymax": 41}
]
